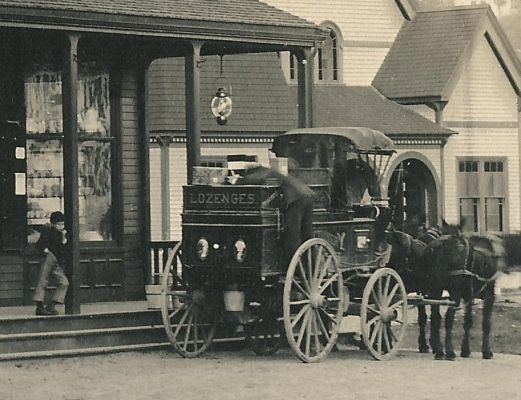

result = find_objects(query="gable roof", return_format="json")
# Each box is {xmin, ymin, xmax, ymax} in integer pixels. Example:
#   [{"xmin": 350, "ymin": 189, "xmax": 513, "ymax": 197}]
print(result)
[
  {"xmin": 312, "ymin": 86, "xmax": 455, "ymax": 137},
  {"xmin": 372, "ymin": 5, "xmax": 521, "ymax": 101},
  {"xmin": 0, "ymin": 0, "xmax": 325, "ymax": 48}
]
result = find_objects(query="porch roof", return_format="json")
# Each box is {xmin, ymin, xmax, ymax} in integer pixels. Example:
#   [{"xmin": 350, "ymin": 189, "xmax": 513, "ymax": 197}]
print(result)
[
  {"xmin": 0, "ymin": 0, "xmax": 326, "ymax": 49},
  {"xmin": 313, "ymin": 86, "xmax": 455, "ymax": 137}
]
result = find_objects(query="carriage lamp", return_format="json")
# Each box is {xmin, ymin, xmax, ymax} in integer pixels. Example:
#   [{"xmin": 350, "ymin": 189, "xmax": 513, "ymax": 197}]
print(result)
[
  {"xmin": 234, "ymin": 239, "xmax": 247, "ymax": 263},
  {"xmin": 211, "ymin": 87, "xmax": 232, "ymax": 126},
  {"xmin": 196, "ymin": 238, "xmax": 210, "ymax": 261}
]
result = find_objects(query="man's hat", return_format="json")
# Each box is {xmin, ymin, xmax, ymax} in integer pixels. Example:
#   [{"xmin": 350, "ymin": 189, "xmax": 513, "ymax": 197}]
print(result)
[{"xmin": 50, "ymin": 211, "xmax": 65, "ymax": 224}]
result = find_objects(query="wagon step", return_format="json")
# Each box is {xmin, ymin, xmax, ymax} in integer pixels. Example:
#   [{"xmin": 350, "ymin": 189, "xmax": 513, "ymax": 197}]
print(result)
[{"xmin": 407, "ymin": 294, "xmax": 456, "ymax": 307}]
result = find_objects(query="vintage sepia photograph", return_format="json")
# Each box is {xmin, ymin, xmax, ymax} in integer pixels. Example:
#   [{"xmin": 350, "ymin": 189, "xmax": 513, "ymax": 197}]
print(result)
[{"xmin": 1, "ymin": 0, "xmax": 521, "ymax": 399}]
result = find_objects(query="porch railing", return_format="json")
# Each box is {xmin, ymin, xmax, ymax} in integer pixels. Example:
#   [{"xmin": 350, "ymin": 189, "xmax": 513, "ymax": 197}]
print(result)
[{"xmin": 149, "ymin": 241, "xmax": 178, "ymax": 285}]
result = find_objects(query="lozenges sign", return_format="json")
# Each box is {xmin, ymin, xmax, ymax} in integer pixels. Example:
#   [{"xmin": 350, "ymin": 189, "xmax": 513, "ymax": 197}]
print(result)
[{"xmin": 183, "ymin": 185, "xmax": 281, "ymax": 211}]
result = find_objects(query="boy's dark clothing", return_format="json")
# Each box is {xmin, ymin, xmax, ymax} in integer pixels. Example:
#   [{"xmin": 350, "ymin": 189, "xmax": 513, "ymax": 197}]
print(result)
[
  {"xmin": 237, "ymin": 166, "xmax": 315, "ymax": 264},
  {"xmin": 36, "ymin": 226, "xmax": 66, "ymax": 262}
]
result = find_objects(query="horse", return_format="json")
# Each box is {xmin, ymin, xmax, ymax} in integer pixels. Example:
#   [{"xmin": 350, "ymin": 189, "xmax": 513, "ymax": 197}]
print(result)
[
  {"xmin": 385, "ymin": 225, "xmax": 444, "ymax": 353},
  {"xmin": 425, "ymin": 228, "xmax": 507, "ymax": 360}
]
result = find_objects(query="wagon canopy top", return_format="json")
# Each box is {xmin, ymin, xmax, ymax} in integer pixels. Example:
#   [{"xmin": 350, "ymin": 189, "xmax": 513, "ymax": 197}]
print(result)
[{"xmin": 274, "ymin": 127, "xmax": 396, "ymax": 154}]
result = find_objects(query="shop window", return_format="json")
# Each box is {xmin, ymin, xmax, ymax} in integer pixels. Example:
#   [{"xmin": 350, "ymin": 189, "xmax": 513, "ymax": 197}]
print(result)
[
  {"xmin": 26, "ymin": 61, "xmax": 114, "ymax": 243},
  {"xmin": 457, "ymin": 158, "xmax": 506, "ymax": 234}
]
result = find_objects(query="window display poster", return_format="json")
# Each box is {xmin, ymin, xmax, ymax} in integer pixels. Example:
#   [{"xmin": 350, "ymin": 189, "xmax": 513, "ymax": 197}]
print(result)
[{"xmin": 15, "ymin": 173, "xmax": 26, "ymax": 195}]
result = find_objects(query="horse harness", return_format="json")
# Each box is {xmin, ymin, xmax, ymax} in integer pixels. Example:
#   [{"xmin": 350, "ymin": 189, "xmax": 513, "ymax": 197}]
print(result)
[{"xmin": 448, "ymin": 237, "xmax": 501, "ymax": 296}]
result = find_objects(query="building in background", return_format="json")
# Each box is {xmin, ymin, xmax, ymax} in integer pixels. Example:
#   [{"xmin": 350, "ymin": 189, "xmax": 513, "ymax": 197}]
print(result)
[{"xmin": 148, "ymin": 0, "xmax": 521, "ymax": 239}]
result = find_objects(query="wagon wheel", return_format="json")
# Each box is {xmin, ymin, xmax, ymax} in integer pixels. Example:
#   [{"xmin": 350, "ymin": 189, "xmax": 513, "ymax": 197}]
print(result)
[
  {"xmin": 161, "ymin": 242, "xmax": 218, "ymax": 358},
  {"xmin": 246, "ymin": 317, "xmax": 283, "ymax": 356},
  {"xmin": 283, "ymin": 238, "xmax": 345, "ymax": 363},
  {"xmin": 360, "ymin": 267, "xmax": 408, "ymax": 360}
]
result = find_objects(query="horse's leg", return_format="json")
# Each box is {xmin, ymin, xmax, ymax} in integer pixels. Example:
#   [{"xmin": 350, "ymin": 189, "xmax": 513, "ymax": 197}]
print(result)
[
  {"xmin": 444, "ymin": 290, "xmax": 460, "ymax": 361},
  {"xmin": 417, "ymin": 304, "xmax": 430, "ymax": 353},
  {"xmin": 482, "ymin": 283, "xmax": 495, "ymax": 359},
  {"xmin": 460, "ymin": 287, "xmax": 473, "ymax": 358},
  {"xmin": 428, "ymin": 287, "xmax": 444, "ymax": 360}
]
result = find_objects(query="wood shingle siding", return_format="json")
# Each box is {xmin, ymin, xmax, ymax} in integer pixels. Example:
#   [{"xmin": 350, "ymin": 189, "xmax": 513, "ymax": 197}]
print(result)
[{"xmin": 0, "ymin": 256, "xmax": 24, "ymax": 306}]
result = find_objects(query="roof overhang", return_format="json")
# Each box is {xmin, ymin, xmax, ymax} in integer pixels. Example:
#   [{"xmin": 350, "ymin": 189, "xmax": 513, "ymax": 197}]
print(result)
[
  {"xmin": 395, "ymin": 0, "xmax": 416, "ymax": 21},
  {"xmin": 443, "ymin": 7, "xmax": 521, "ymax": 98},
  {"xmin": 0, "ymin": 5, "xmax": 328, "ymax": 50}
]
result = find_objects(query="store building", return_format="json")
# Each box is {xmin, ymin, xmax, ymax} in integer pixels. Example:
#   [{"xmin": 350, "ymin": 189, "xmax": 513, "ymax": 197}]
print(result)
[{"xmin": 0, "ymin": 0, "xmax": 325, "ymax": 308}]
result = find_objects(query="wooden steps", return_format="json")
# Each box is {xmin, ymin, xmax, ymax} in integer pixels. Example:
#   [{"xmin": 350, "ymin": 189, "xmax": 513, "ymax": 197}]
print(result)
[{"xmin": 0, "ymin": 310, "xmax": 170, "ymax": 360}]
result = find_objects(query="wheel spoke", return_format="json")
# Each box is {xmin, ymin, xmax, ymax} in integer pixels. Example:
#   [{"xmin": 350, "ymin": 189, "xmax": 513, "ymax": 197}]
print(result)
[
  {"xmin": 382, "ymin": 275, "xmax": 391, "ymax": 307},
  {"xmin": 193, "ymin": 312, "xmax": 199, "ymax": 352},
  {"xmin": 318, "ymin": 308, "xmax": 337, "ymax": 325},
  {"xmin": 317, "ymin": 255, "xmax": 333, "ymax": 287},
  {"xmin": 386, "ymin": 283, "xmax": 400, "ymax": 307},
  {"xmin": 183, "ymin": 312, "xmax": 194, "ymax": 350},
  {"xmin": 296, "ymin": 309, "xmax": 311, "ymax": 348},
  {"xmin": 305, "ymin": 313, "xmax": 312, "ymax": 356},
  {"xmin": 291, "ymin": 304, "xmax": 310, "ymax": 328},
  {"xmin": 307, "ymin": 249, "xmax": 313, "ymax": 288},
  {"xmin": 377, "ymin": 277, "xmax": 383, "ymax": 303},
  {"xmin": 297, "ymin": 260, "xmax": 312, "ymax": 294},
  {"xmin": 316, "ymin": 309, "xmax": 331, "ymax": 342},
  {"xmin": 376, "ymin": 321, "xmax": 383, "ymax": 353},
  {"xmin": 173, "ymin": 304, "xmax": 192, "ymax": 337},
  {"xmin": 367, "ymin": 314, "xmax": 380, "ymax": 327},
  {"xmin": 371, "ymin": 288, "xmax": 382, "ymax": 309},
  {"xmin": 292, "ymin": 279, "xmax": 310, "ymax": 298},
  {"xmin": 312, "ymin": 312, "xmax": 321, "ymax": 354},
  {"xmin": 312, "ymin": 245, "xmax": 324, "ymax": 286},
  {"xmin": 366, "ymin": 304, "xmax": 381, "ymax": 315},
  {"xmin": 389, "ymin": 326, "xmax": 398, "ymax": 342},
  {"xmin": 383, "ymin": 323, "xmax": 392, "ymax": 352},
  {"xmin": 370, "ymin": 320, "xmax": 381, "ymax": 345},
  {"xmin": 319, "ymin": 273, "xmax": 339, "ymax": 295},
  {"xmin": 290, "ymin": 299, "xmax": 310, "ymax": 306},
  {"xmin": 390, "ymin": 299, "xmax": 405, "ymax": 311}
]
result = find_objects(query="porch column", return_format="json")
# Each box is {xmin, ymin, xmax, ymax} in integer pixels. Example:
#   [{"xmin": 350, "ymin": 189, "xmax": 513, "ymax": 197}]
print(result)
[
  {"xmin": 138, "ymin": 60, "xmax": 152, "ymax": 287},
  {"xmin": 185, "ymin": 41, "xmax": 204, "ymax": 184},
  {"xmin": 62, "ymin": 33, "xmax": 81, "ymax": 315},
  {"xmin": 296, "ymin": 48, "xmax": 315, "ymax": 128}
]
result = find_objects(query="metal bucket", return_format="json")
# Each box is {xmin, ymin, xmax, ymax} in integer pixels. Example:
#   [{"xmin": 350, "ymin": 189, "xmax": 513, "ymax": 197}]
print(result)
[{"xmin": 223, "ymin": 290, "xmax": 245, "ymax": 312}]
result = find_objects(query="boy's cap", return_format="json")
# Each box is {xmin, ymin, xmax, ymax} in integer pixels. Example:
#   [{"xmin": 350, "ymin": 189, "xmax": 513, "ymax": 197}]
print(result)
[{"xmin": 50, "ymin": 211, "xmax": 65, "ymax": 224}]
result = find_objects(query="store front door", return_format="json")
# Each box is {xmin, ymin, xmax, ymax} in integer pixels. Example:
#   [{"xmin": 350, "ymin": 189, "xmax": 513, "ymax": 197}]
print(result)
[{"xmin": 0, "ymin": 53, "xmax": 26, "ymax": 251}]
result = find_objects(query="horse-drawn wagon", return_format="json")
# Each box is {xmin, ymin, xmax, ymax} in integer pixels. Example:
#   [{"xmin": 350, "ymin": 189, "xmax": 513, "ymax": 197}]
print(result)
[{"xmin": 160, "ymin": 127, "xmax": 410, "ymax": 362}]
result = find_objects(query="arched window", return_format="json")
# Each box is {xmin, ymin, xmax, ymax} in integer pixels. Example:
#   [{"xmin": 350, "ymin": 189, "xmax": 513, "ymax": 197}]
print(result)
[
  {"xmin": 317, "ymin": 24, "xmax": 342, "ymax": 83},
  {"xmin": 281, "ymin": 22, "xmax": 342, "ymax": 84}
]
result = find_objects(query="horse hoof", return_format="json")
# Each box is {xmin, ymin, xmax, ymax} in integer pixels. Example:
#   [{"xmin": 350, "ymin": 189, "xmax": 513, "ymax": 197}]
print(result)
[
  {"xmin": 445, "ymin": 353, "xmax": 456, "ymax": 361},
  {"xmin": 483, "ymin": 352, "xmax": 494, "ymax": 360},
  {"xmin": 434, "ymin": 353, "xmax": 445, "ymax": 361},
  {"xmin": 460, "ymin": 350, "xmax": 471, "ymax": 358}
]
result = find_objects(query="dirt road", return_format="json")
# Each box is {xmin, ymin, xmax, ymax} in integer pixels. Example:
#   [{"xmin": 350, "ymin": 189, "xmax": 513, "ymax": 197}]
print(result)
[{"xmin": 1, "ymin": 348, "xmax": 519, "ymax": 400}]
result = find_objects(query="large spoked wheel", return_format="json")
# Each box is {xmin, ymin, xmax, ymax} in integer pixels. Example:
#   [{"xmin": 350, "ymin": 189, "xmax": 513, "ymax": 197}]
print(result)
[
  {"xmin": 283, "ymin": 238, "xmax": 345, "ymax": 363},
  {"xmin": 160, "ymin": 242, "xmax": 217, "ymax": 358},
  {"xmin": 360, "ymin": 267, "xmax": 408, "ymax": 360}
]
